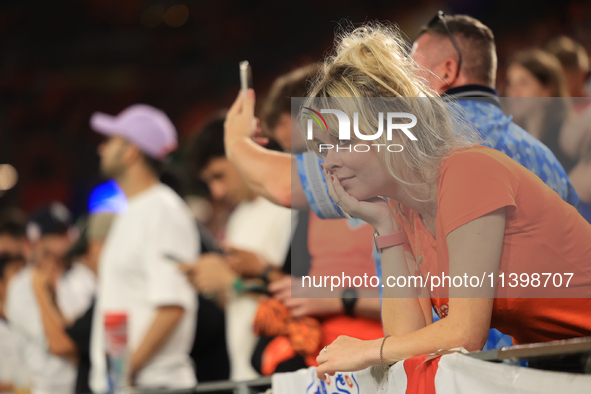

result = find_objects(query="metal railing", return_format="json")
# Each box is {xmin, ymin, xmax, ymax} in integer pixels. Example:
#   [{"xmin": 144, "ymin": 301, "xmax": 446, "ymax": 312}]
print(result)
[
  {"xmin": 102, "ymin": 337, "xmax": 591, "ymax": 394},
  {"xmin": 467, "ymin": 336, "xmax": 591, "ymax": 373},
  {"xmin": 98, "ymin": 377, "xmax": 272, "ymax": 394},
  {"xmin": 195, "ymin": 376, "xmax": 272, "ymax": 394}
]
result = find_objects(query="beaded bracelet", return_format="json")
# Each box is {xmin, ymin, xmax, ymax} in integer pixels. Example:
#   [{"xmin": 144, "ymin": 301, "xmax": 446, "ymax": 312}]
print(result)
[{"xmin": 380, "ymin": 335, "xmax": 391, "ymax": 373}]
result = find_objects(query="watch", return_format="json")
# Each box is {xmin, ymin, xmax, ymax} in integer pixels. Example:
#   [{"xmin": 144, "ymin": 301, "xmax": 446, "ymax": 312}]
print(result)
[
  {"xmin": 373, "ymin": 229, "xmax": 405, "ymax": 253},
  {"xmin": 341, "ymin": 288, "xmax": 358, "ymax": 317}
]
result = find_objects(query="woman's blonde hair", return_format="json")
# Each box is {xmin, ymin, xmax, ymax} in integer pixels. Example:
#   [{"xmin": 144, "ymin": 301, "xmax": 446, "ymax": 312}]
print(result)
[{"xmin": 300, "ymin": 22, "xmax": 481, "ymax": 203}]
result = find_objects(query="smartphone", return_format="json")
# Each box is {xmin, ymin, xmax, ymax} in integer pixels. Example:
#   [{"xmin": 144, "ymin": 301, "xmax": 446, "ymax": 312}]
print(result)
[{"xmin": 239, "ymin": 61, "xmax": 253, "ymax": 91}]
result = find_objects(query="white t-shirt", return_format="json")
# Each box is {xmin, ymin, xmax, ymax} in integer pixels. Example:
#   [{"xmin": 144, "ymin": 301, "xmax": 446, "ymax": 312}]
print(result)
[
  {"xmin": 0, "ymin": 317, "xmax": 25, "ymax": 392},
  {"xmin": 90, "ymin": 184, "xmax": 199, "ymax": 392},
  {"xmin": 5, "ymin": 268, "xmax": 78, "ymax": 394},
  {"xmin": 57, "ymin": 262, "xmax": 96, "ymax": 322},
  {"xmin": 224, "ymin": 196, "xmax": 292, "ymax": 381}
]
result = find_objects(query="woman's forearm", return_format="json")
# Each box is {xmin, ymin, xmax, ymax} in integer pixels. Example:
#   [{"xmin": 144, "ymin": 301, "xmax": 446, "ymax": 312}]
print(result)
[
  {"xmin": 380, "ymin": 299, "xmax": 491, "ymax": 365},
  {"xmin": 130, "ymin": 306, "xmax": 185, "ymax": 378},
  {"xmin": 315, "ymin": 298, "xmax": 490, "ymax": 379},
  {"xmin": 380, "ymin": 244, "xmax": 431, "ymax": 336},
  {"xmin": 226, "ymin": 138, "xmax": 310, "ymax": 209},
  {"xmin": 376, "ymin": 212, "xmax": 431, "ymax": 333},
  {"xmin": 226, "ymin": 138, "xmax": 293, "ymax": 206},
  {"xmin": 380, "ymin": 210, "xmax": 504, "ymax": 364}
]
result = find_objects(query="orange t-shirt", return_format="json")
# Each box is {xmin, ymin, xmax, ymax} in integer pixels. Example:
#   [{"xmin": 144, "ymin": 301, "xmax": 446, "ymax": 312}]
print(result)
[
  {"xmin": 307, "ymin": 211, "xmax": 376, "ymax": 280},
  {"xmin": 395, "ymin": 146, "xmax": 591, "ymax": 345},
  {"xmin": 307, "ymin": 211, "xmax": 384, "ymax": 342}
]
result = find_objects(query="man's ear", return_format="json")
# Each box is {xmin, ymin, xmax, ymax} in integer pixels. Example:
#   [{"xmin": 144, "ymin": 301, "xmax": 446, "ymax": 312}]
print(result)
[
  {"xmin": 422, "ymin": 59, "xmax": 454, "ymax": 94},
  {"xmin": 442, "ymin": 58, "xmax": 460, "ymax": 87}
]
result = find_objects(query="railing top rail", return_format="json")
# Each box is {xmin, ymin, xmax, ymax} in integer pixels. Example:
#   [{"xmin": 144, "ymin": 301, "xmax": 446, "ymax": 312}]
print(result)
[{"xmin": 468, "ymin": 336, "xmax": 591, "ymax": 361}]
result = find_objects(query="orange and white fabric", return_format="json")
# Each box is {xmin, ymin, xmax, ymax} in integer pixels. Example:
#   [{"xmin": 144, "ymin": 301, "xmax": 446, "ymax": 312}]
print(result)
[{"xmin": 272, "ymin": 353, "xmax": 591, "ymax": 394}]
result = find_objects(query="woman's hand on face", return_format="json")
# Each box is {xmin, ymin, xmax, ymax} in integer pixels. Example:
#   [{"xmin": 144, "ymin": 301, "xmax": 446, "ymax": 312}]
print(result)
[
  {"xmin": 316, "ymin": 336, "xmax": 379, "ymax": 380},
  {"xmin": 224, "ymin": 89, "xmax": 269, "ymax": 157},
  {"xmin": 322, "ymin": 164, "xmax": 398, "ymax": 233}
]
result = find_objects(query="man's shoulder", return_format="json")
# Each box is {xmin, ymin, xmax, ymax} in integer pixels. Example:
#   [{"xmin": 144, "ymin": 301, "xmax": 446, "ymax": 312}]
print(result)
[
  {"xmin": 108, "ymin": 185, "xmax": 195, "ymax": 246},
  {"xmin": 59, "ymin": 263, "xmax": 96, "ymax": 294},
  {"xmin": 228, "ymin": 198, "xmax": 291, "ymax": 240},
  {"xmin": 459, "ymin": 101, "xmax": 561, "ymax": 160},
  {"xmin": 497, "ymin": 121, "xmax": 564, "ymax": 164},
  {"xmin": 131, "ymin": 184, "xmax": 191, "ymax": 217},
  {"xmin": 7, "ymin": 267, "xmax": 31, "ymax": 295},
  {"xmin": 457, "ymin": 100, "xmax": 508, "ymax": 132},
  {"xmin": 252, "ymin": 195, "xmax": 292, "ymax": 213},
  {"xmin": 234, "ymin": 196, "xmax": 291, "ymax": 221},
  {"xmin": 135, "ymin": 183, "xmax": 178, "ymax": 204},
  {"xmin": 5, "ymin": 268, "xmax": 38, "ymax": 328}
]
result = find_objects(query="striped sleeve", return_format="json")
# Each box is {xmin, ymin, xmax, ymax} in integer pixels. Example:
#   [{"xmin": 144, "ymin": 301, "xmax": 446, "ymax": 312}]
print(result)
[{"xmin": 296, "ymin": 152, "xmax": 345, "ymax": 219}]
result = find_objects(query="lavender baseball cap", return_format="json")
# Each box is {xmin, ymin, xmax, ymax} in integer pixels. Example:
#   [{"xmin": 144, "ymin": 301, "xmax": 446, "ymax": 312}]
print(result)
[{"xmin": 90, "ymin": 104, "xmax": 178, "ymax": 160}]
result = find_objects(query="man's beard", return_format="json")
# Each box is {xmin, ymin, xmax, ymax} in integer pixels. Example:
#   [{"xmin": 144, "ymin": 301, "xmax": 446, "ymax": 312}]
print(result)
[{"xmin": 100, "ymin": 162, "xmax": 125, "ymax": 180}]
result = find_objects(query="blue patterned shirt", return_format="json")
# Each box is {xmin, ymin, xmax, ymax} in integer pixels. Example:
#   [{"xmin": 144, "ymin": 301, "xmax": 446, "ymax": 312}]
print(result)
[{"xmin": 449, "ymin": 85, "xmax": 579, "ymax": 208}]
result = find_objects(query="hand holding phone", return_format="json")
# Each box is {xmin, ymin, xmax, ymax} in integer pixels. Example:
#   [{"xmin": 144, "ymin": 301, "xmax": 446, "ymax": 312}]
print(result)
[{"xmin": 225, "ymin": 61, "xmax": 268, "ymax": 152}]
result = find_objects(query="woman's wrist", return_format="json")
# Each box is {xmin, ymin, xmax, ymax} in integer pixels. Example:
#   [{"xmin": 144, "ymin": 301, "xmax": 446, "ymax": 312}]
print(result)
[
  {"xmin": 365, "ymin": 336, "xmax": 400, "ymax": 367},
  {"xmin": 224, "ymin": 136, "xmax": 242, "ymax": 161},
  {"xmin": 364, "ymin": 338, "xmax": 385, "ymax": 366},
  {"xmin": 32, "ymin": 278, "xmax": 51, "ymax": 297},
  {"xmin": 225, "ymin": 135, "xmax": 253, "ymax": 161},
  {"xmin": 373, "ymin": 216, "xmax": 400, "ymax": 236}
]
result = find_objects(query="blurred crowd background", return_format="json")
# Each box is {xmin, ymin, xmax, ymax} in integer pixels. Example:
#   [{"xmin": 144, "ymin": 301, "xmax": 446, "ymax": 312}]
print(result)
[
  {"xmin": 1, "ymin": 1, "xmax": 591, "ymax": 392},
  {"xmin": 1, "ymin": 0, "xmax": 591, "ymax": 220}
]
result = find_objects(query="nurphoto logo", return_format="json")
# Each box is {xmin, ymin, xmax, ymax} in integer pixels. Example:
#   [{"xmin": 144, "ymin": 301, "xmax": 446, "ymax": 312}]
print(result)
[{"xmin": 303, "ymin": 107, "xmax": 417, "ymax": 153}]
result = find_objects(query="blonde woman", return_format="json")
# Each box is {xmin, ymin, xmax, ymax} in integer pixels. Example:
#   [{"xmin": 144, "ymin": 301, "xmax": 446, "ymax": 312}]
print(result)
[{"xmin": 224, "ymin": 24, "xmax": 591, "ymax": 379}]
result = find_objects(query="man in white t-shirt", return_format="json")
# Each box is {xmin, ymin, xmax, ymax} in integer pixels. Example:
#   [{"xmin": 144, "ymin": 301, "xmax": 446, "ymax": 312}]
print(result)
[
  {"xmin": 188, "ymin": 116, "xmax": 291, "ymax": 381},
  {"xmin": 89, "ymin": 104, "xmax": 199, "ymax": 392},
  {"xmin": 5, "ymin": 203, "xmax": 94, "ymax": 394}
]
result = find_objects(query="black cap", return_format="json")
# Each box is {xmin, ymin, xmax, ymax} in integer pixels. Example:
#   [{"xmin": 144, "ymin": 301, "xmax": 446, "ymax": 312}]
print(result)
[{"xmin": 26, "ymin": 202, "xmax": 72, "ymax": 242}]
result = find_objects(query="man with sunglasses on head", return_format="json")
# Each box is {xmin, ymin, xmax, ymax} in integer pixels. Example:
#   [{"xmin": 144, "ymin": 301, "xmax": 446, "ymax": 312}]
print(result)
[
  {"xmin": 409, "ymin": 12, "xmax": 591, "ymax": 359},
  {"xmin": 411, "ymin": 13, "xmax": 589, "ymax": 221}
]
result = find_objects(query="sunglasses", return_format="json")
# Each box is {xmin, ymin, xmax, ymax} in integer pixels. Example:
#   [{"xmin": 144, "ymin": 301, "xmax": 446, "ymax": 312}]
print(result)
[{"xmin": 428, "ymin": 10, "xmax": 463, "ymax": 79}]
